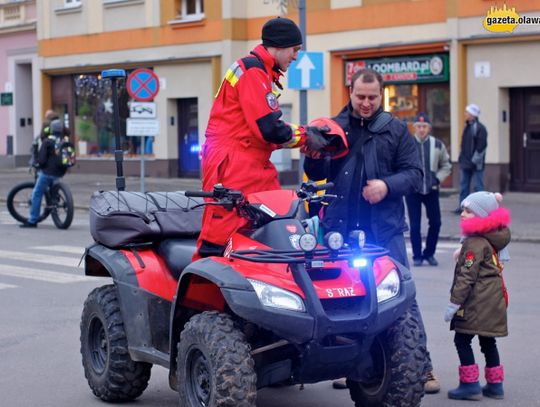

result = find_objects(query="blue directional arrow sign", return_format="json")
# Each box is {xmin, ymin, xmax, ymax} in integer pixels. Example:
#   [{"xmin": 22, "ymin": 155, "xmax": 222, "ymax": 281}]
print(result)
[{"xmin": 288, "ymin": 51, "xmax": 324, "ymax": 90}]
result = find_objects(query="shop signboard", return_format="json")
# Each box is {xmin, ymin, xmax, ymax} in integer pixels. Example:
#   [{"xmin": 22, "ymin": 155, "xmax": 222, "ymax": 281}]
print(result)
[{"xmin": 344, "ymin": 54, "xmax": 448, "ymax": 86}]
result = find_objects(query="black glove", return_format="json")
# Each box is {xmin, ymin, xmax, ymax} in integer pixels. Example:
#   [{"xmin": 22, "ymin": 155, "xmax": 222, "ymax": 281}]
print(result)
[{"xmin": 305, "ymin": 126, "xmax": 330, "ymax": 151}]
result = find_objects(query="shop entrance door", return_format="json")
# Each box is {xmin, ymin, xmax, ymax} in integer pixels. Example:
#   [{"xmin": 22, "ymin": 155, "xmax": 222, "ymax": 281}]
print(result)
[
  {"xmin": 510, "ymin": 87, "xmax": 540, "ymax": 192},
  {"xmin": 177, "ymin": 98, "xmax": 200, "ymax": 177}
]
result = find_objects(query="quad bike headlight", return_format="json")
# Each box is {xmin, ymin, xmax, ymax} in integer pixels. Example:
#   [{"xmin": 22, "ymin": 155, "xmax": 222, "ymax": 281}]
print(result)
[
  {"xmin": 376, "ymin": 269, "xmax": 400, "ymax": 303},
  {"xmin": 324, "ymin": 232, "xmax": 344, "ymax": 251},
  {"xmin": 298, "ymin": 233, "xmax": 317, "ymax": 252},
  {"xmin": 248, "ymin": 279, "xmax": 306, "ymax": 312}
]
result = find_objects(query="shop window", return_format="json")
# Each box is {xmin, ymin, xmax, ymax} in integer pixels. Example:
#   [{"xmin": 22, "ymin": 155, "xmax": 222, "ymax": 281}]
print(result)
[
  {"xmin": 74, "ymin": 73, "xmax": 148, "ymax": 158},
  {"xmin": 384, "ymin": 84, "xmax": 418, "ymax": 124},
  {"xmin": 175, "ymin": 0, "xmax": 204, "ymax": 21}
]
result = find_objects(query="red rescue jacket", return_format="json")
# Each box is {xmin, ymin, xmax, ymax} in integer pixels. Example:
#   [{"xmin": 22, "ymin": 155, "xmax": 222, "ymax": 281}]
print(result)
[{"xmin": 195, "ymin": 45, "xmax": 303, "ymax": 253}]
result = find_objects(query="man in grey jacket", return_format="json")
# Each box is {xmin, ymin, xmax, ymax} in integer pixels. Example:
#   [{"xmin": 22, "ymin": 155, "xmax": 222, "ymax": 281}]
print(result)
[{"xmin": 406, "ymin": 113, "xmax": 451, "ymax": 266}]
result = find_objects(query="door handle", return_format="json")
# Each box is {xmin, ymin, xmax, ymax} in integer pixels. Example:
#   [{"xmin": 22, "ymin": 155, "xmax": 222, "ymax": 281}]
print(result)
[{"xmin": 523, "ymin": 132, "xmax": 527, "ymax": 148}]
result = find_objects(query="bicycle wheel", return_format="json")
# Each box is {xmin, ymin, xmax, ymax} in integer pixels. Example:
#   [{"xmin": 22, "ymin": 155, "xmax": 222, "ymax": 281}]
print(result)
[
  {"xmin": 7, "ymin": 181, "xmax": 51, "ymax": 224},
  {"xmin": 49, "ymin": 182, "xmax": 74, "ymax": 229}
]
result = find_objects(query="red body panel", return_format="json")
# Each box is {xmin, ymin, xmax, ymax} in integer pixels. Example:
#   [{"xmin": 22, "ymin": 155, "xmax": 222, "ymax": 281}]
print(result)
[
  {"xmin": 123, "ymin": 249, "xmax": 177, "ymax": 302},
  {"xmin": 180, "ymin": 275, "xmax": 225, "ymax": 312},
  {"xmin": 246, "ymin": 190, "xmax": 298, "ymax": 216}
]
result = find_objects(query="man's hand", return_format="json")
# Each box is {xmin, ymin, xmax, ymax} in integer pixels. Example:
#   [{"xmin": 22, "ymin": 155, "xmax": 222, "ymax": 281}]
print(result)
[
  {"xmin": 362, "ymin": 179, "xmax": 388, "ymax": 204},
  {"xmin": 300, "ymin": 145, "xmax": 322, "ymax": 159},
  {"xmin": 305, "ymin": 126, "xmax": 330, "ymax": 151}
]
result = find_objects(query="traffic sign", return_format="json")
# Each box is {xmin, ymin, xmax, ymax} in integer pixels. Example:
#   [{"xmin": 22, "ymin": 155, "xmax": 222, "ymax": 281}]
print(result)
[
  {"xmin": 288, "ymin": 52, "xmax": 324, "ymax": 90},
  {"xmin": 127, "ymin": 68, "xmax": 160, "ymax": 101},
  {"xmin": 126, "ymin": 118, "xmax": 160, "ymax": 136},
  {"xmin": 129, "ymin": 102, "xmax": 157, "ymax": 118}
]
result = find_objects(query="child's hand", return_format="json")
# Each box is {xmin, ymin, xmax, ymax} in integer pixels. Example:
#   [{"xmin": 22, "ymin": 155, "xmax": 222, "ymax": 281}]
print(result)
[{"xmin": 444, "ymin": 303, "xmax": 460, "ymax": 322}]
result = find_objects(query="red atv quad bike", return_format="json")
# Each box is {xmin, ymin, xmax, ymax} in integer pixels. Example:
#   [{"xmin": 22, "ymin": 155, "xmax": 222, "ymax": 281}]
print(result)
[{"xmin": 80, "ymin": 181, "xmax": 427, "ymax": 407}]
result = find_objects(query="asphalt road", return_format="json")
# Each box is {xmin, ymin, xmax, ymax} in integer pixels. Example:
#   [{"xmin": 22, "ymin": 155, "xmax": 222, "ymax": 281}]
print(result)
[{"xmin": 0, "ymin": 208, "xmax": 538, "ymax": 406}]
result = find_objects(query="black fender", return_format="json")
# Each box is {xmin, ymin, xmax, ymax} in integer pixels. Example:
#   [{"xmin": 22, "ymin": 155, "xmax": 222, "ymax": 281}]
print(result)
[{"xmin": 84, "ymin": 243, "xmax": 138, "ymax": 285}]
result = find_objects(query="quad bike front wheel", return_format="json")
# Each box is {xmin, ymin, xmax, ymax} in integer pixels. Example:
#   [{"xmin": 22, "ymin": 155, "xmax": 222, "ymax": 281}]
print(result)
[
  {"xmin": 347, "ymin": 302, "xmax": 427, "ymax": 407},
  {"xmin": 177, "ymin": 311, "xmax": 257, "ymax": 407},
  {"xmin": 80, "ymin": 285, "xmax": 152, "ymax": 402}
]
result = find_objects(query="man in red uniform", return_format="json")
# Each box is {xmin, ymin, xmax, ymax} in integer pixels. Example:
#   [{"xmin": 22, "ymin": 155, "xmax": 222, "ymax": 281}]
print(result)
[{"xmin": 195, "ymin": 17, "xmax": 329, "ymax": 259}]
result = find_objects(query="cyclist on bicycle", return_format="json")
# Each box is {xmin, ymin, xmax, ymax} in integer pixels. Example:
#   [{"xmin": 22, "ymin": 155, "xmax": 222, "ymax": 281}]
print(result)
[{"xmin": 20, "ymin": 118, "xmax": 69, "ymax": 228}]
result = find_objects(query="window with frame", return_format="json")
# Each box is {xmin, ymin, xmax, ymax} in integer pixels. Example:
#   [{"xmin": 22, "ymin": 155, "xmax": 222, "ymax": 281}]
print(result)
[
  {"xmin": 64, "ymin": 0, "xmax": 81, "ymax": 8},
  {"xmin": 175, "ymin": 0, "xmax": 204, "ymax": 21}
]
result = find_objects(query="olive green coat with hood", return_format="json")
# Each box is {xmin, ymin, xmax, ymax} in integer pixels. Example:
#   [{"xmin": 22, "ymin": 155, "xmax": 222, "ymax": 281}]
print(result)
[{"xmin": 450, "ymin": 207, "xmax": 511, "ymax": 337}]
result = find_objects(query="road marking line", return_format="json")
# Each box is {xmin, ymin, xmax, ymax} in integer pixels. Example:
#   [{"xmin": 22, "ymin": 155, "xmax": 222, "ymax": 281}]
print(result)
[
  {"xmin": 0, "ymin": 282, "xmax": 17, "ymax": 290},
  {"xmin": 32, "ymin": 245, "xmax": 86, "ymax": 255},
  {"xmin": 0, "ymin": 249, "xmax": 79, "ymax": 268},
  {"xmin": 0, "ymin": 264, "xmax": 98, "ymax": 284}
]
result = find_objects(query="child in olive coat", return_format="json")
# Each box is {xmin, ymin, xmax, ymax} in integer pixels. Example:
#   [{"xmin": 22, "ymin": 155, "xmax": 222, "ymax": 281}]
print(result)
[{"xmin": 444, "ymin": 191, "xmax": 510, "ymax": 400}]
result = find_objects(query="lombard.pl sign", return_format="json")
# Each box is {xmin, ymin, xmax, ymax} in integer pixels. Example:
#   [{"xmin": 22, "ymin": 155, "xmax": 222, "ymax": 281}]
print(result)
[{"xmin": 344, "ymin": 54, "xmax": 448, "ymax": 86}]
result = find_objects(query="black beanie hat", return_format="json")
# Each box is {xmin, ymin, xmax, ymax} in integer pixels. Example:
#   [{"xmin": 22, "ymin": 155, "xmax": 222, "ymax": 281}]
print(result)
[{"xmin": 262, "ymin": 17, "xmax": 302, "ymax": 48}]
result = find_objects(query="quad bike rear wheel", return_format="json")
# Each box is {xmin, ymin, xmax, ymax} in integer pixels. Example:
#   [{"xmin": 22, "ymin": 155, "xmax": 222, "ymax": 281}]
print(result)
[
  {"xmin": 80, "ymin": 285, "xmax": 152, "ymax": 402},
  {"xmin": 347, "ymin": 302, "xmax": 427, "ymax": 407},
  {"xmin": 177, "ymin": 311, "xmax": 257, "ymax": 407}
]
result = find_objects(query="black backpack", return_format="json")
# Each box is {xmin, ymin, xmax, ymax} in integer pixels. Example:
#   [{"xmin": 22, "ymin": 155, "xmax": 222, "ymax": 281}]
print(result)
[{"xmin": 50, "ymin": 119, "xmax": 76, "ymax": 168}]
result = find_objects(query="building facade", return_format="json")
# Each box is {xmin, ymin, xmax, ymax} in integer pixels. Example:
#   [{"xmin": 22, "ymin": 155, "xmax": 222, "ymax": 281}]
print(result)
[
  {"xmin": 0, "ymin": 0, "xmax": 37, "ymax": 168},
  {"xmin": 29, "ymin": 0, "xmax": 540, "ymax": 192}
]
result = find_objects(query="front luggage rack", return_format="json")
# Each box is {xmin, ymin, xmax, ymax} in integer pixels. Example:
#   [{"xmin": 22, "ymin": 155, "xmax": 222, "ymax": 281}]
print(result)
[{"xmin": 230, "ymin": 244, "xmax": 388, "ymax": 264}]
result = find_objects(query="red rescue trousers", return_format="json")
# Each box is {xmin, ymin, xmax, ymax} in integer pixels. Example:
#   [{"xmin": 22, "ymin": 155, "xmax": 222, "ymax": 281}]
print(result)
[{"xmin": 193, "ymin": 142, "xmax": 280, "ymax": 260}]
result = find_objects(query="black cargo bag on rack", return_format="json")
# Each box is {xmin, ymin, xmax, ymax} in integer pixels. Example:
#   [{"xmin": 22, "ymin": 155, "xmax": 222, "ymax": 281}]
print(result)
[{"xmin": 89, "ymin": 190, "xmax": 203, "ymax": 248}]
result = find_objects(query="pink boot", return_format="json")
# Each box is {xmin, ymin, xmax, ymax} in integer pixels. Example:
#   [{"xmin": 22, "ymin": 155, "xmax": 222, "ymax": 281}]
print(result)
[
  {"xmin": 448, "ymin": 364, "xmax": 482, "ymax": 400},
  {"xmin": 483, "ymin": 365, "xmax": 504, "ymax": 399}
]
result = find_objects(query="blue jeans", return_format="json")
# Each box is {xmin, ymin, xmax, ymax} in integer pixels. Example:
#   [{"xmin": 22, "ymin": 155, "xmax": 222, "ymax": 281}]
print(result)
[
  {"xmin": 29, "ymin": 172, "xmax": 58, "ymax": 224},
  {"xmin": 459, "ymin": 168, "xmax": 484, "ymax": 206}
]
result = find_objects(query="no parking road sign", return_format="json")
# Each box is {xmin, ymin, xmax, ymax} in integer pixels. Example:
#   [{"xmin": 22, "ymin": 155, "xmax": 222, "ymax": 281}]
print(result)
[{"xmin": 127, "ymin": 68, "xmax": 160, "ymax": 101}]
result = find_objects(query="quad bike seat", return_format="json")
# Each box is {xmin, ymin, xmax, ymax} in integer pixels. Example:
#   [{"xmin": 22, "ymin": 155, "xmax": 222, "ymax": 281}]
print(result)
[{"xmin": 158, "ymin": 238, "xmax": 198, "ymax": 279}]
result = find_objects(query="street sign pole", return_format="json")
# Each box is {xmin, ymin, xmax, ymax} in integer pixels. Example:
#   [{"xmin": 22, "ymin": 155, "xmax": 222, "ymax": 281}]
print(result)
[
  {"xmin": 140, "ymin": 136, "xmax": 146, "ymax": 193},
  {"xmin": 298, "ymin": 0, "xmax": 307, "ymax": 184},
  {"xmin": 127, "ymin": 69, "xmax": 160, "ymax": 193}
]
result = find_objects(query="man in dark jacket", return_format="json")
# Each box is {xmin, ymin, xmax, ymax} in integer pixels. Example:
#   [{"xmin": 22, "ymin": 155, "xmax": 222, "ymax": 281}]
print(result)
[
  {"xmin": 305, "ymin": 68, "xmax": 440, "ymax": 393},
  {"xmin": 455, "ymin": 104, "xmax": 487, "ymax": 213},
  {"xmin": 20, "ymin": 119, "xmax": 67, "ymax": 228}
]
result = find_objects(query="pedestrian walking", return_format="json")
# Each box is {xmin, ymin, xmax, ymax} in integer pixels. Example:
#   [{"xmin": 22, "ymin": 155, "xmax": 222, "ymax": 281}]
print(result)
[
  {"xmin": 406, "ymin": 112, "xmax": 451, "ymax": 267},
  {"xmin": 445, "ymin": 191, "xmax": 511, "ymax": 400},
  {"xmin": 455, "ymin": 104, "xmax": 487, "ymax": 214}
]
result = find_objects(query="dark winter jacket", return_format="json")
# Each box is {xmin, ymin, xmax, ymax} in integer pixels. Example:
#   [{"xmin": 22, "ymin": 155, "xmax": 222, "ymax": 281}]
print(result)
[
  {"xmin": 450, "ymin": 208, "xmax": 511, "ymax": 337},
  {"xmin": 38, "ymin": 136, "xmax": 66, "ymax": 177},
  {"xmin": 304, "ymin": 104, "xmax": 423, "ymax": 247},
  {"xmin": 458, "ymin": 119, "xmax": 487, "ymax": 171}
]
